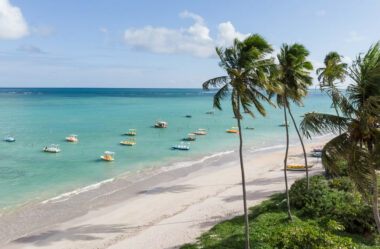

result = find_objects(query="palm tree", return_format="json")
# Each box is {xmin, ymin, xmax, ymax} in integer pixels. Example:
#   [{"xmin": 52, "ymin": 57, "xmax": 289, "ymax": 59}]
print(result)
[
  {"xmin": 316, "ymin": 52, "xmax": 348, "ymax": 134},
  {"xmin": 301, "ymin": 42, "xmax": 380, "ymax": 234},
  {"xmin": 273, "ymin": 44, "xmax": 313, "ymax": 220},
  {"xmin": 202, "ymin": 35, "xmax": 275, "ymax": 249}
]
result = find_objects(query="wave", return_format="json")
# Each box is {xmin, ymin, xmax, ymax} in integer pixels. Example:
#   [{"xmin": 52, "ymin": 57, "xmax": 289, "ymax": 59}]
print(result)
[{"xmin": 41, "ymin": 178, "xmax": 115, "ymax": 204}]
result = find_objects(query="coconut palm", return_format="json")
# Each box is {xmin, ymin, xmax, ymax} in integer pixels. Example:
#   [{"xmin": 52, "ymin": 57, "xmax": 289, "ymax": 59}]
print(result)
[
  {"xmin": 301, "ymin": 42, "xmax": 380, "ymax": 234},
  {"xmin": 271, "ymin": 44, "xmax": 313, "ymax": 220},
  {"xmin": 316, "ymin": 52, "xmax": 348, "ymax": 134},
  {"xmin": 202, "ymin": 35, "xmax": 275, "ymax": 249}
]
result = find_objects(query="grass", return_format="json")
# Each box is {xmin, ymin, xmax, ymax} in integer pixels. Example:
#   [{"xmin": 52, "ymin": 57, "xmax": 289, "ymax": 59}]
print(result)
[{"xmin": 181, "ymin": 193, "xmax": 378, "ymax": 249}]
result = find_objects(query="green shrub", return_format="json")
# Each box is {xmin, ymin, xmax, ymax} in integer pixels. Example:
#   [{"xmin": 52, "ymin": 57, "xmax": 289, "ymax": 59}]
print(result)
[
  {"xmin": 328, "ymin": 176, "xmax": 355, "ymax": 192},
  {"xmin": 289, "ymin": 175, "xmax": 374, "ymax": 234}
]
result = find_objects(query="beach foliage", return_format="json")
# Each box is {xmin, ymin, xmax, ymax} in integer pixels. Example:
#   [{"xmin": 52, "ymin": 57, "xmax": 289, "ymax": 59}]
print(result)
[
  {"xmin": 301, "ymin": 41, "xmax": 380, "ymax": 234},
  {"xmin": 181, "ymin": 177, "xmax": 377, "ymax": 249},
  {"xmin": 290, "ymin": 175, "xmax": 375, "ymax": 234}
]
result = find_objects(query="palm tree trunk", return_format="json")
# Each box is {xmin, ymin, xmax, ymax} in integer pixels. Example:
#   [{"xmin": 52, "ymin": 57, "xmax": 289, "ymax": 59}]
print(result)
[
  {"xmin": 283, "ymin": 96, "xmax": 293, "ymax": 221},
  {"xmin": 333, "ymin": 102, "xmax": 341, "ymax": 135},
  {"xmin": 287, "ymin": 106, "xmax": 309, "ymax": 190},
  {"xmin": 236, "ymin": 98, "xmax": 250, "ymax": 249},
  {"xmin": 369, "ymin": 144, "xmax": 380, "ymax": 235}
]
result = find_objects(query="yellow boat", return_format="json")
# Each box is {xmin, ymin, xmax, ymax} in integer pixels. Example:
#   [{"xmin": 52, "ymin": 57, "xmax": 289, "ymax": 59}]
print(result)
[
  {"xmin": 226, "ymin": 129, "xmax": 239, "ymax": 133},
  {"xmin": 65, "ymin": 134, "xmax": 78, "ymax": 142},
  {"xmin": 101, "ymin": 151, "xmax": 115, "ymax": 161},
  {"xmin": 120, "ymin": 141, "xmax": 136, "ymax": 146},
  {"xmin": 286, "ymin": 164, "xmax": 313, "ymax": 171}
]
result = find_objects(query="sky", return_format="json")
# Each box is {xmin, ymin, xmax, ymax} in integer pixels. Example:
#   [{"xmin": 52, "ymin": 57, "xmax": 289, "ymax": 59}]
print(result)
[{"xmin": 0, "ymin": 0, "xmax": 379, "ymax": 88}]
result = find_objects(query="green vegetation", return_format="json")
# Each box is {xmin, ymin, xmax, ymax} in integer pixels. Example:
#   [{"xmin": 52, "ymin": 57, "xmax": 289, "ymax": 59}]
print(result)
[
  {"xmin": 181, "ymin": 175, "xmax": 378, "ymax": 249},
  {"xmin": 301, "ymin": 42, "xmax": 380, "ymax": 234}
]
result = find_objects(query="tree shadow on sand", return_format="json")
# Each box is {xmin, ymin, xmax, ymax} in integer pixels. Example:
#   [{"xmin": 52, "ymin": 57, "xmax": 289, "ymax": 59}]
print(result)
[
  {"xmin": 13, "ymin": 224, "xmax": 127, "ymax": 247},
  {"xmin": 138, "ymin": 184, "xmax": 195, "ymax": 195}
]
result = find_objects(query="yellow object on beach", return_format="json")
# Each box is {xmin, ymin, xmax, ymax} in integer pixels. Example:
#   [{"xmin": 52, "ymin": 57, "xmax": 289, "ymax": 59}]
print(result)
[{"xmin": 286, "ymin": 164, "xmax": 313, "ymax": 170}]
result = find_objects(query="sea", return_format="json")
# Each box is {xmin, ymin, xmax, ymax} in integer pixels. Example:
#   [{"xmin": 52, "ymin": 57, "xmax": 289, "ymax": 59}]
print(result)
[{"xmin": 0, "ymin": 88, "xmax": 333, "ymax": 214}]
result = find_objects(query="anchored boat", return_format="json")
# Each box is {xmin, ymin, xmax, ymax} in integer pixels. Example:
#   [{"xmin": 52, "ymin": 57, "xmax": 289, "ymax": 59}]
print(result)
[
  {"xmin": 226, "ymin": 128, "xmax": 239, "ymax": 133},
  {"xmin": 43, "ymin": 144, "xmax": 61, "ymax": 153},
  {"xmin": 4, "ymin": 136, "xmax": 16, "ymax": 142},
  {"xmin": 154, "ymin": 121, "xmax": 167, "ymax": 128},
  {"xmin": 183, "ymin": 134, "xmax": 196, "ymax": 141},
  {"xmin": 101, "ymin": 151, "xmax": 115, "ymax": 161},
  {"xmin": 120, "ymin": 139, "xmax": 136, "ymax": 146},
  {"xmin": 172, "ymin": 143, "xmax": 190, "ymax": 151},
  {"xmin": 279, "ymin": 121, "xmax": 290, "ymax": 127},
  {"xmin": 125, "ymin": 129, "xmax": 136, "ymax": 136},
  {"xmin": 65, "ymin": 134, "xmax": 78, "ymax": 143},
  {"xmin": 193, "ymin": 131, "xmax": 206, "ymax": 135}
]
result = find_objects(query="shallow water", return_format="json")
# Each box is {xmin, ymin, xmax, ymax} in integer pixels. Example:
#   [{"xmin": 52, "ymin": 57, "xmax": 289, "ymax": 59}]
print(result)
[{"xmin": 0, "ymin": 88, "xmax": 333, "ymax": 211}]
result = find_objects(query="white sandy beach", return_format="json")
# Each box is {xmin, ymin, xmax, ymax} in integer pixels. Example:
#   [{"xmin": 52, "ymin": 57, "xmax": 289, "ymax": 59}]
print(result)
[{"xmin": 1, "ymin": 140, "xmax": 327, "ymax": 249}]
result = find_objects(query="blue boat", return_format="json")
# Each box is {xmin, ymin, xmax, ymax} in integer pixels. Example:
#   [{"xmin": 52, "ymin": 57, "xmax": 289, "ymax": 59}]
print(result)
[
  {"xmin": 4, "ymin": 136, "xmax": 16, "ymax": 142},
  {"xmin": 311, "ymin": 152, "xmax": 322, "ymax": 158},
  {"xmin": 172, "ymin": 143, "xmax": 190, "ymax": 150}
]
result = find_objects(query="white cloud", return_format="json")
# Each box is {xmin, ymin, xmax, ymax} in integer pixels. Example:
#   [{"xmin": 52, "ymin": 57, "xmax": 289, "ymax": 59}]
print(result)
[
  {"xmin": 315, "ymin": 10, "xmax": 326, "ymax": 16},
  {"xmin": 124, "ymin": 11, "xmax": 249, "ymax": 58},
  {"xmin": 18, "ymin": 44, "xmax": 44, "ymax": 54},
  {"xmin": 31, "ymin": 25, "xmax": 54, "ymax": 36},
  {"xmin": 344, "ymin": 31, "xmax": 365, "ymax": 43},
  {"xmin": 0, "ymin": 0, "xmax": 29, "ymax": 39},
  {"xmin": 216, "ymin": 22, "xmax": 249, "ymax": 47}
]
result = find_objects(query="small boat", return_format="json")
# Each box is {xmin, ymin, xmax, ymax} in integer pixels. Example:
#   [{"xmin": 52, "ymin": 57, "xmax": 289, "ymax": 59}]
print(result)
[
  {"xmin": 125, "ymin": 129, "xmax": 137, "ymax": 136},
  {"xmin": 279, "ymin": 121, "xmax": 290, "ymax": 127},
  {"xmin": 120, "ymin": 140, "xmax": 136, "ymax": 146},
  {"xmin": 101, "ymin": 151, "xmax": 115, "ymax": 161},
  {"xmin": 185, "ymin": 115, "xmax": 192, "ymax": 118},
  {"xmin": 154, "ymin": 121, "xmax": 167, "ymax": 128},
  {"xmin": 206, "ymin": 110, "xmax": 215, "ymax": 114},
  {"xmin": 312, "ymin": 148, "xmax": 323, "ymax": 152},
  {"xmin": 198, "ymin": 128, "xmax": 207, "ymax": 131},
  {"xmin": 43, "ymin": 144, "xmax": 61, "ymax": 153},
  {"xmin": 226, "ymin": 129, "xmax": 239, "ymax": 134},
  {"xmin": 4, "ymin": 136, "xmax": 16, "ymax": 142},
  {"xmin": 286, "ymin": 164, "xmax": 313, "ymax": 171},
  {"xmin": 311, "ymin": 152, "xmax": 322, "ymax": 158},
  {"xmin": 245, "ymin": 127, "xmax": 255, "ymax": 130},
  {"xmin": 172, "ymin": 143, "xmax": 190, "ymax": 150},
  {"xmin": 183, "ymin": 134, "xmax": 196, "ymax": 141},
  {"xmin": 193, "ymin": 131, "xmax": 206, "ymax": 135},
  {"xmin": 65, "ymin": 134, "xmax": 78, "ymax": 143}
]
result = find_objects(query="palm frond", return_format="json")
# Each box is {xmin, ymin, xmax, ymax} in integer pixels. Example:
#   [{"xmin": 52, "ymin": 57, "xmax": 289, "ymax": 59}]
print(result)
[
  {"xmin": 212, "ymin": 84, "xmax": 229, "ymax": 110},
  {"xmin": 202, "ymin": 76, "xmax": 228, "ymax": 90},
  {"xmin": 300, "ymin": 112, "xmax": 350, "ymax": 138}
]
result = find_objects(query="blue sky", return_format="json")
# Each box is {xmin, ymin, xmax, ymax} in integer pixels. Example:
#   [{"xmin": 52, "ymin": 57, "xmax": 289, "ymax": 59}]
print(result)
[{"xmin": 0, "ymin": 0, "xmax": 379, "ymax": 88}]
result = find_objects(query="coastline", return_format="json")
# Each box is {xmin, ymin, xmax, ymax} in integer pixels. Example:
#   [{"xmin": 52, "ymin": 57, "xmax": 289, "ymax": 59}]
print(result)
[{"xmin": 0, "ymin": 137, "xmax": 329, "ymax": 249}]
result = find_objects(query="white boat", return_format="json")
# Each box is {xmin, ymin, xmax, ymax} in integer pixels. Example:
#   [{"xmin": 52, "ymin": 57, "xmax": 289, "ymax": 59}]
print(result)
[
  {"xmin": 43, "ymin": 144, "xmax": 61, "ymax": 153},
  {"xmin": 101, "ymin": 151, "xmax": 115, "ymax": 161},
  {"xmin": 154, "ymin": 121, "xmax": 167, "ymax": 128}
]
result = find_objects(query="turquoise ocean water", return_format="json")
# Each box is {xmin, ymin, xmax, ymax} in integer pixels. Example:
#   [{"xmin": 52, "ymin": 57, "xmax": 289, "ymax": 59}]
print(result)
[{"xmin": 0, "ymin": 88, "xmax": 332, "ymax": 212}]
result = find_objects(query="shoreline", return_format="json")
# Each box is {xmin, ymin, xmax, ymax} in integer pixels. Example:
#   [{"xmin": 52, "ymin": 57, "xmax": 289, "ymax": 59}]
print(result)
[{"xmin": 0, "ymin": 137, "xmax": 329, "ymax": 249}]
